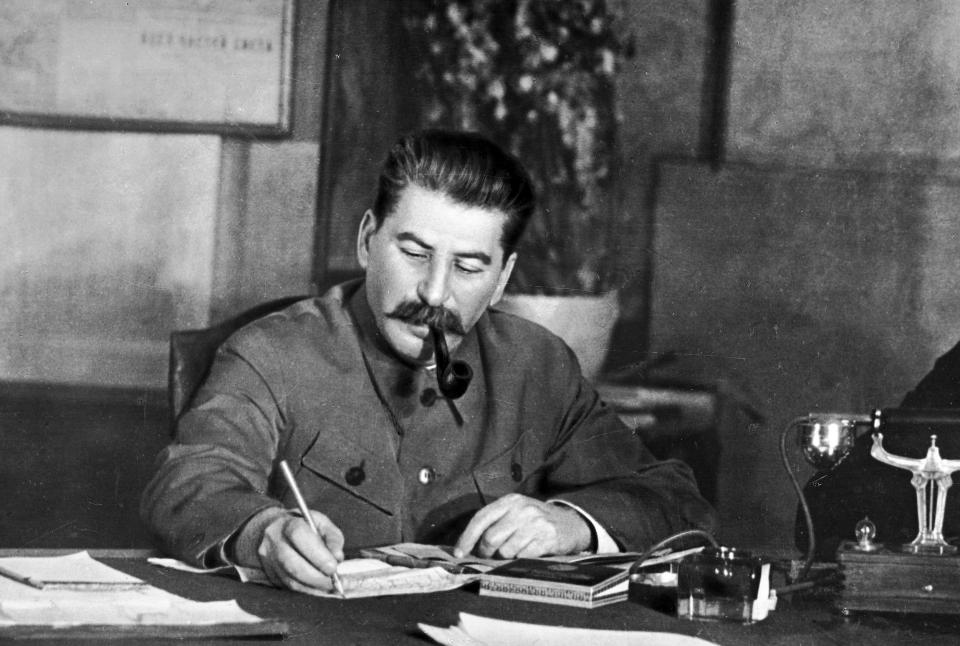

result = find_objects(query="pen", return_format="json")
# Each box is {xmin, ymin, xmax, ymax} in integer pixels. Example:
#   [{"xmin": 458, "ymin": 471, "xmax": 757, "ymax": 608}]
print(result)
[
  {"xmin": 0, "ymin": 564, "xmax": 44, "ymax": 589},
  {"xmin": 278, "ymin": 459, "xmax": 345, "ymax": 597}
]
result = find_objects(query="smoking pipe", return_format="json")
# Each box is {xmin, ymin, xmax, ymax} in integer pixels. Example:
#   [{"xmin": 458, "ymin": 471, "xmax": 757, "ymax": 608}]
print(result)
[{"xmin": 429, "ymin": 324, "xmax": 472, "ymax": 399}]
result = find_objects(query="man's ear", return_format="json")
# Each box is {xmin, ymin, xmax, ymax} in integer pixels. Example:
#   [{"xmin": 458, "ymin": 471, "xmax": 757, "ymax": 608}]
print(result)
[
  {"xmin": 489, "ymin": 252, "xmax": 517, "ymax": 307},
  {"xmin": 356, "ymin": 210, "xmax": 377, "ymax": 269}
]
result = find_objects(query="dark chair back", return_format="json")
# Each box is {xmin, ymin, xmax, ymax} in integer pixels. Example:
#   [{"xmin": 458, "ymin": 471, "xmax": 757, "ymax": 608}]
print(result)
[{"xmin": 168, "ymin": 296, "xmax": 309, "ymax": 433}]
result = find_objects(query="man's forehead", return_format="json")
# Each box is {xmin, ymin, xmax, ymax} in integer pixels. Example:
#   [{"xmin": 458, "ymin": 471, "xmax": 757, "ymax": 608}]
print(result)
[
  {"xmin": 386, "ymin": 185, "xmax": 508, "ymax": 253},
  {"xmin": 394, "ymin": 183, "xmax": 503, "ymax": 215}
]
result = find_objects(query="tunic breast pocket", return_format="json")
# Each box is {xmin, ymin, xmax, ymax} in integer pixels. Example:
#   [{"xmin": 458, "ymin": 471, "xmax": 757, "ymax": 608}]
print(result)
[
  {"xmin": 298, "ymin": 433, "xmax": 402, "ymax": 515},
  {"xmin": 471, "ymin": 435, "xmax": 543, "ymax": 504}
]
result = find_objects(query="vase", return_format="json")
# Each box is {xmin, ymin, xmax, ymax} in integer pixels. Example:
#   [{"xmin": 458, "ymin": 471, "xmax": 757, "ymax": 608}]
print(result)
[{"xmin": 496, "ymin": 290, "xmax": 620, "ymax": 382}]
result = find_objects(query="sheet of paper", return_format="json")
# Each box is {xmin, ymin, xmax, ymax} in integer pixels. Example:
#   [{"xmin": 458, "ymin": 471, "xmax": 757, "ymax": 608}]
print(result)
[
  {"xmin": 632, "ymin": 546, "xmax": 706, "ymax": 568},
  {"xmin": 419, "ymin": 612, "xmax": 723, "ymax": 646},
  {"xmin": 367, "ymin": 543, "xmax": 504, "ymax": 572},
  {"xmin": 0, "ymin": 554, "xmax": 264, "ymax": 627},
  {"xmin": 379, "ymin": 543, "xmax": 465, "ymax": 562},
  {"xmin": 363, "ymin": 543, "xmax": 703, "ymax": 573},
  {"xmin": 304, "ymin": 559, "xmax": 478, "ymax": 599},
  {"xmin": 147, "ymin": 557, "xmax": 270, "ymax": 585},
  {"xmin": 420, "ymin": 622, "xmax": 486, "ymax": 646},
  {"xmin": 0, "ymin": 551, "xmax": 145, "ymax": 589},
  {"xmin": 566, "ymin": 545, "xmax": 705, "ymax": 567},
  {"xmin": 379, "ymin": 543, "xmax": 706, "ymax": 570},
  {"xmin": 148, "ymin": 556, "xmax": 478, "ymax": 598}
]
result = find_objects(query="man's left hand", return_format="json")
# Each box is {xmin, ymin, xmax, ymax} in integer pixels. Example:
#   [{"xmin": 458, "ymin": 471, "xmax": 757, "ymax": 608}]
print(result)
[{"xmin": 452, "ymin": 493, "xmax": 592, "ymax": 558}]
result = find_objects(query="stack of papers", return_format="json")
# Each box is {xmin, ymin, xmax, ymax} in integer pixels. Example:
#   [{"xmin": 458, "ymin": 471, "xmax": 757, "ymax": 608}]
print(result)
[{"xmin": 0, "ymin": 552, "xmax": 278, "ymax": 635}]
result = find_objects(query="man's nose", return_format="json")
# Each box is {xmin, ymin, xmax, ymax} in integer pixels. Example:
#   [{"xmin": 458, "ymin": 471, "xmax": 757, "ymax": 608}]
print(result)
[{"xmin": 417, "ymin": 260, "xmax": 451, "ymax": 307}]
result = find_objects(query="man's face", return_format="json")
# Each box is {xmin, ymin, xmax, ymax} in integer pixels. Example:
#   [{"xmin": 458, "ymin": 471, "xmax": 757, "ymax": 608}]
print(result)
[{"xmin": 357, "ymin": 184, "xmax": 516, "ymax": 365}]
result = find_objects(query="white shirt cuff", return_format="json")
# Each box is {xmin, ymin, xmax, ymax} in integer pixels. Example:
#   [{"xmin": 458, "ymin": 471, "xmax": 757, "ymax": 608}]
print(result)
[{"xmin": 548, "ymin": 499, "xmax": 620, "ymax": 553}]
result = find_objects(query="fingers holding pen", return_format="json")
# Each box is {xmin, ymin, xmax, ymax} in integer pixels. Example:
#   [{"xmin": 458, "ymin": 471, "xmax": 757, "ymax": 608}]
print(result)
[
  {"xmin": 274, "ymin": 459, "xmax": 346, "ymax": 594},
  {"xmin": 258, "ymin": 512, "xmax": 344, "ymax": 592},
  {"xmin": 304, "ymin": 510, "xmax": 345, "ymax": 563}
]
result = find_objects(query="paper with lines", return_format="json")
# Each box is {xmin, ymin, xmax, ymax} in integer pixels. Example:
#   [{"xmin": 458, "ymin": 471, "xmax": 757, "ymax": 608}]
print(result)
[
  {"xmin": 149, "ymin": 555, "xmax": 478, "ymax": 598},
  {"xmin": 306, "ymin": 558, "xmax": 478, "ymax": 599}
]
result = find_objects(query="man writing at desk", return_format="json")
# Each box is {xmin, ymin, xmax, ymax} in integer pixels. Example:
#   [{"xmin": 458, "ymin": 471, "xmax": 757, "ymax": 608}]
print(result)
[{"xmin": 141, "ymin": 130, "xmax": 717, "ymax": 594}]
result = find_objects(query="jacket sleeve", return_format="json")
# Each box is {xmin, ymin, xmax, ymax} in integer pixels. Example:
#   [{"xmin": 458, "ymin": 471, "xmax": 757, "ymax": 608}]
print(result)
[
  {"xmin": 140, "ymin": 327, "xmax": 287, "ymax": 567},
  {"xmin": 537, "ymin": 359, "xmax": 719, "ymax": 552}
]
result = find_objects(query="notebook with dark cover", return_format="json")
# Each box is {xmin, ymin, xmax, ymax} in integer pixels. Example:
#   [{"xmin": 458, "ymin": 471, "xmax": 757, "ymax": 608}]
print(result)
[{"xmin": 478, "ymin": 558, "xmax": 630, "ymax": 608}]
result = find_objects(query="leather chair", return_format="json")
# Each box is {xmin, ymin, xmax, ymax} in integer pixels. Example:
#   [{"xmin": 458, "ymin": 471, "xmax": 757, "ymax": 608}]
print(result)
[{"xmin": 167, "ymin": 296, "xmax": 310, "ymax": 432}]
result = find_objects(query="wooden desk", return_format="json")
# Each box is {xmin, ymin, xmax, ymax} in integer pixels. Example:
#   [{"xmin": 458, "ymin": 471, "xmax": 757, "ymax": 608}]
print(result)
[{"xmin": 4, "ymin": 550, "xmax": 960, "ymax": 644}]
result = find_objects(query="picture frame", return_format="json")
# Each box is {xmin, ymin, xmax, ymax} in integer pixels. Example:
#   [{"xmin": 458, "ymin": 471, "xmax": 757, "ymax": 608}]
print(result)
[{"xmin": 0, "ymin": 0, "xmax": 294, "ymax": 136}]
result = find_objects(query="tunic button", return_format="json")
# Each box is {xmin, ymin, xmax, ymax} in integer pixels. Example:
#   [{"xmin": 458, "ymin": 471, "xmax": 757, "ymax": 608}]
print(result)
[
  {"xmin": 420, "ymin": 388, "xmax": 438, "ymax": 407},
  {"xmin": 345, "ymin": 463, "xmax": 366, "ymax": 486},
  {"xmin": 511, "ymin": 462, "xmax": 523, "ymax": 482},
  {"xmin": 418, "ymin": 466, "xmax": 437, "ymax": 485}
]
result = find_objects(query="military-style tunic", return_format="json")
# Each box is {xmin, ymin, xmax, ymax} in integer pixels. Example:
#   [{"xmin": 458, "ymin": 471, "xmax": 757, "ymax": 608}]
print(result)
[{"xmin": 141, "ymin": 281, "xmax": 717, "ymax": 566}]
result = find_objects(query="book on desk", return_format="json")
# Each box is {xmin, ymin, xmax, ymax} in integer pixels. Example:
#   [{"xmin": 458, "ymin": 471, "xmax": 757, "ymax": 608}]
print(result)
[{"xmin": 478, "ymin": 558, "xmax": 631, "ymax": 608}]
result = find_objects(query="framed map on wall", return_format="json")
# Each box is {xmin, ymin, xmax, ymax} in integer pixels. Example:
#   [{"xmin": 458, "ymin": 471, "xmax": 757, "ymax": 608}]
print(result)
[{"xmin": 0, "ymin": 0, "xmax": 294, "ymax": 135}]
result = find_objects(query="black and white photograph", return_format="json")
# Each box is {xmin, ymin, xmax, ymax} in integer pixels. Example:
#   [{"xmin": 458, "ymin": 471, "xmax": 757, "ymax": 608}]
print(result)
[{"xmin": 2, "ymin": 0, "xmax": 960, "ymax": 642}]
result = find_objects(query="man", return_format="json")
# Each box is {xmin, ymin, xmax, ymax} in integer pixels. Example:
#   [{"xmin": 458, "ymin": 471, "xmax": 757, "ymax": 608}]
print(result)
[{"xmin": 141, "ymin": 130, "xmax": 717, "ymax": 594}]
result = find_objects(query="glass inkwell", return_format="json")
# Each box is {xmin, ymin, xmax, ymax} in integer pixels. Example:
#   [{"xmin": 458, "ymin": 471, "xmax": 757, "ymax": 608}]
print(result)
[
  {"xmin": 676, "ymin": 546, "xmax": 770, "ymax": 624},
  {"xmin": 627, "ymin": 529, "xmax": 773, "ymax": 623}
]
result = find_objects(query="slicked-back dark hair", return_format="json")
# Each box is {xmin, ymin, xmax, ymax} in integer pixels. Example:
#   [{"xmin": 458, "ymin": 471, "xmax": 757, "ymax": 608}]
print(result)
[{"xmin": 371, "ymin": 130, "xmax": 535, "ymax": 261}]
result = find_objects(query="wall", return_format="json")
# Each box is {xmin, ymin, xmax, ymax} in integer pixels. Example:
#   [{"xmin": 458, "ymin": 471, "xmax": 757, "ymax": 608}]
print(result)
[
  {"xmin": 641, "ymin": 0, "xmax": 960, "ymax": 552},
  {"xmin": 0, "ymin": 0, "xmax": 330, "ymax": 546},
  {"xmin": 606, "ymin": 0, "xmax": 712, "ymax": 371},
  {"xmin": 0, "ymin": 1, "xmax": 329, "ymax": 388},
  {"xmin": 648, "ymin": 162, "xmax": 960, "ymax": 551},
  {"xmin": 0, "ymin": 130, "xmax": 220, "ymax": 388},
  {"xmin": 209, "ymin": 0, "xmax": 330, "ymax": 319},
  {"xmin": 727, "ymin": 0, "xmax": 960, "ymax": 172}
]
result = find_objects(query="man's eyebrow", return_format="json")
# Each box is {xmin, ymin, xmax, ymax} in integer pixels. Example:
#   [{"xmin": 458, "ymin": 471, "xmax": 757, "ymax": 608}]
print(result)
[{"xmin": 396, "ymin": 231, "xmax": 493, "ymax": 265}]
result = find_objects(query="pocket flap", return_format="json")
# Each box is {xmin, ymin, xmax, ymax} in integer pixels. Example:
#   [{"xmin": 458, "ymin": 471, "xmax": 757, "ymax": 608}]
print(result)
[
  {"xmin": 300, "ymin": 433, "xmax": 402, "ymax": 515},
  {"xmin": 472, "ymin": 435, "xmax": 534, "ymax": 502}
]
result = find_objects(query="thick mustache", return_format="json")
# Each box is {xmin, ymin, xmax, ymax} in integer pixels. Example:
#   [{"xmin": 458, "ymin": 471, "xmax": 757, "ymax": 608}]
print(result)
[{"xmin": 387, "ymin": 301, "xmax": 465, "ymax": 335}]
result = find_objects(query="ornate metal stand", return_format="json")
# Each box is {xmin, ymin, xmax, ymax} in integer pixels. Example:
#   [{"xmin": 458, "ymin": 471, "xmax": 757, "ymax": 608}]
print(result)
[
  {"xmin": 871, "ymin": 433, "xmax": 960, "ymax": 555},
  {"xmin": 834, "ymin": 410, "xmax": 960, "ymax": 616}
]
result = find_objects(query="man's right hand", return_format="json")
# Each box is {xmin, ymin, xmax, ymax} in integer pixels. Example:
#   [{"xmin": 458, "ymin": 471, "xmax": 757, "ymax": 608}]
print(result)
[{"xmin": 233, "ymin": 507, "xmax": 345, "ymax": 594}]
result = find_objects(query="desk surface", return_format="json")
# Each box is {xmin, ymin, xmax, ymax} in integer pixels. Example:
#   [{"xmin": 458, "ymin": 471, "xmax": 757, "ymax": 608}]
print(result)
[{"xmin": 3, "ymin": 550, "xmax": 960, "ymax": 645}]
